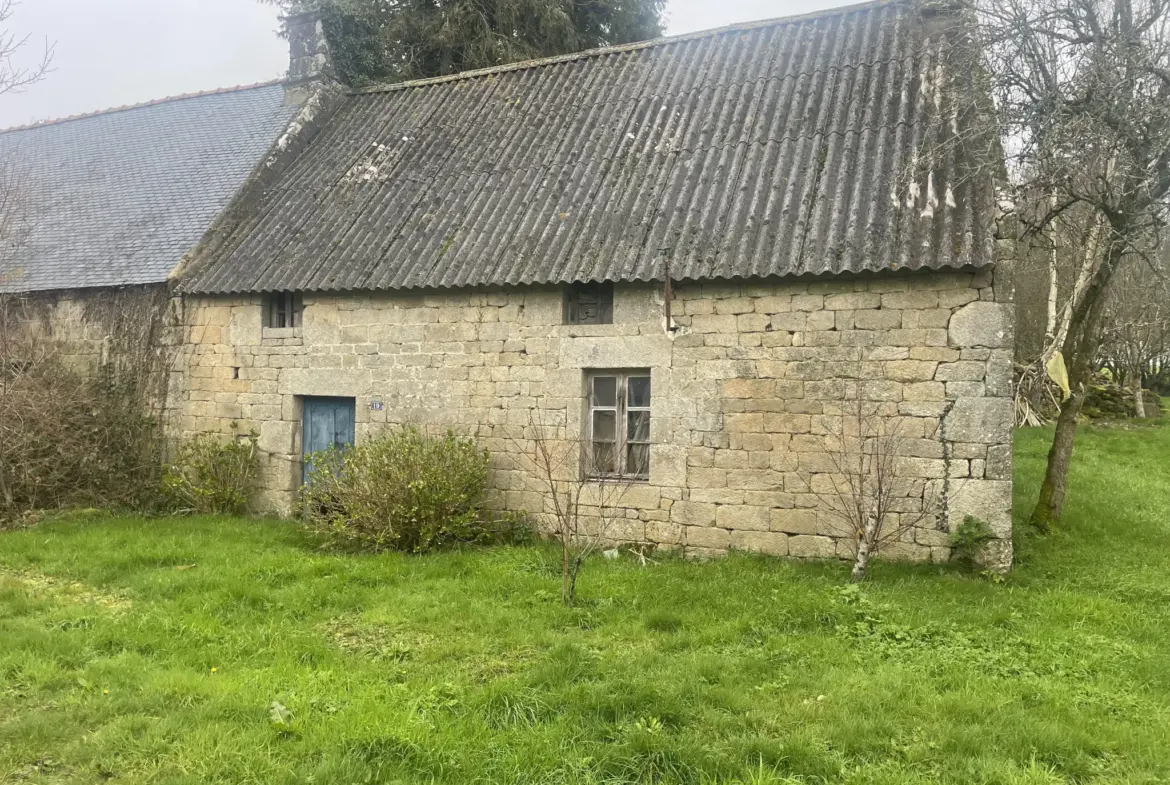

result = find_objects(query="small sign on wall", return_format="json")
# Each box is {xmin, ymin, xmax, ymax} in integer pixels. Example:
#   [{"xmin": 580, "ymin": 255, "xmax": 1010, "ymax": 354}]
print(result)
[{"xmin": 369, "ymin": 400, "xmax": 385, "ymax": 411}]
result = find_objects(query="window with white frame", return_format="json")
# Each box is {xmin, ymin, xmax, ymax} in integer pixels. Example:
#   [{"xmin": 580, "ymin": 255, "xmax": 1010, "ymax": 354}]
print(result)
[{"xmin": 586, "ymin": 371, "xmax": 651, "ymax": 479}]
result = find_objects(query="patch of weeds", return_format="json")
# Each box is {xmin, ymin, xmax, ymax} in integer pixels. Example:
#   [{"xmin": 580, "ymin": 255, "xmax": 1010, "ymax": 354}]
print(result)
[
  {"xmin": 763, "ymin": 733, "xmax": 845, "ymax": 782},
  {"xmin": 0, "ymin": 569, "xmax": 130, "ymax": 613},
  {"xmin": 350, "ymin": 734, "xmax": 424, "ymax": 767},
  {"xmin": 512, "ymin": 551, "xmax": 562, "ymax": 577},
  {"xmin": 950, "ymin": 515, "xmax": 996, "ymax": 568},
  {"xmin": 645, "ymin": 611, "xmax": 684, "ymax": 633},
  {"xmin": 620, "ymin": 715, "xmax": 665, "ymax": 736},
  {"xmin": 51, "ymin": 616, "xmax": 94, "ymax": 632},
  {"xmin": 529, "ymin": 587, "xmax": 560, "ymax": 604},
  {"xmin": 736, "ymin": 620, "xmax": 778, "ymax": 648},
  {"xmin": 409, "ymin": 681, "xmax": 463, "ymax": 722},
  {"xmin": 732, "ymin": 760, "xmax": 806, "ymax": 784},
  {"xmin": 11, "ymin": 756, "xmax": 71, "ymax": 782},
  {"xmin": 466, "ymin": 645, "xmax": 537, "ymax": 683},
  {"xmin": 595, "ymin": 682, "xmax": 686, "ymax": 731},
  {"xmin": 528, "ymin": 642, "xmax": 600, "ymax": 686},
  {"xmin": 472, "ymin": 681, "xmax": 551, "ymax": 729},
  {"xmin": 830, "ymin": 585, "xmax": 1138, "ymax": 681},
  {"xmin": 322, "ymin": 615, "xmax": 434, "ymax": 661},
  {"xmin": 306, "ymin": 695, "xmax": 348, "ymax": 717},
  {"xmin": 750, "ymin": 676, "xmax": 792, "ymax": 696},
  {"xmin": 268, "ymin": 701, "xmax": 296, "ymax": 736},
  {"xmin": 562, "ymin": 606, "xmax": 598, "ymax": 631},
  {"xmin": 601, "ymin": 732, "xmax": 701, "ymax": 785},
  {"xmin": 348, "ymin": 734, "xmax": 461, "ymax": 781}
]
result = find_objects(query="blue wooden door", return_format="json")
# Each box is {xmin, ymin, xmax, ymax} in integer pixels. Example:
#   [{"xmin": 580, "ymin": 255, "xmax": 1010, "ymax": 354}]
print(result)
[{"xmin": 303, "ymin": 397, "xmax": 355, "ymax": 481}]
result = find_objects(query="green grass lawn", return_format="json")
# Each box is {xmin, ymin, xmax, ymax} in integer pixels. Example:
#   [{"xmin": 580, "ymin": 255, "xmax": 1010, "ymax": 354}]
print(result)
[{"xmin": 2, "ymin": 425, "xmax": 1170, "ymax": 785}]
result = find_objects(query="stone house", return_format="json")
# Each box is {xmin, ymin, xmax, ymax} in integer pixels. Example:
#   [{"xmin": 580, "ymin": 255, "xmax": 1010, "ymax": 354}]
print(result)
[
  {"xmin": 0, "ymin": 80, "xmax": 302, "ymax": 374},
  {"xmin": 174, "ymin": 0, "xmax": 1017, "ymax": 568}
]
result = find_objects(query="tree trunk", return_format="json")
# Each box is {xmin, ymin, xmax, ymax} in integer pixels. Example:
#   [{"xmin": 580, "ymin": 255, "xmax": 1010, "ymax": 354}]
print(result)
[
  {"xmin": 1045, "ymin": 193, "xmax": 1059, "ymax": 343},
  {"xmin": 1034, "ymin": 219, "xmax": 1132, "ymax": 528},
  {"xmin": 561, "ymin": 539, "xmax": 569, "ymax": 604},
  {"xmin": 850, "ymin": 514, "xmax": 879, "ymax": 582},
  {"xmin": 1029, "ymin": 231, "xmax": 1127, "ymax": 531},
  {"xmin": 1133, "ymin": 380, "xmax": 1146, "ymax": 418},
  {"xmin": 567, "ymin": 557, "xmax": 583, "ymax": 606},
  {"xmin": 1029, "ymin": 389, "xmax": 1084, "ymax": 532}
]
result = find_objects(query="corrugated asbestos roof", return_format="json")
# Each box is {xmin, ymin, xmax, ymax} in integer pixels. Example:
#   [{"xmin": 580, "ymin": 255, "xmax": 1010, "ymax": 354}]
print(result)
[
  {"xmin": 0, "ymin": 83, "xmax": 298, "ymax": 293},
  {"xmin": 181, "ymin": 0, "xmax": 997, "ymax": 295}
]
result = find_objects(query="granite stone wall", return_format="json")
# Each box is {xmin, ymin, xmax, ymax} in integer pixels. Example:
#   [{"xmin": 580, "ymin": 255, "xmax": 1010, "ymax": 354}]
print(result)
[
  {"xmin": 2, "ymin": 285, "xmax": 172, "ymax": 376},
  {"xmin": 173, "ymin": 268, "xmax": 1014, "ymax": 569}
]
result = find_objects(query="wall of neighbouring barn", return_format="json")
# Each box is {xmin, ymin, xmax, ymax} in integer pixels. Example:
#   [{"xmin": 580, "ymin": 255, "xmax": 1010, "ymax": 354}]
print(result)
[
  {"xmin": 1, "ymin": 284, "xmax": 174, "ymax": 383},
  {"xmin": 172, "ymin": 268, "xmax": 1015, "ymax": 570}
]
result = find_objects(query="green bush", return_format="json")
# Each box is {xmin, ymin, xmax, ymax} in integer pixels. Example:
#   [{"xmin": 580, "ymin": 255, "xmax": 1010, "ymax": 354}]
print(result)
[
  {"xmin": 160, "ymin": 431, "xmax": 259, "ymax": 516},
  {"xmin": 950, "ymin": 515, "xmax": 995, "ymax": 567},
  {"xmin": 299, "ymin": 426, "xmax": 512, "ymax": 553}
]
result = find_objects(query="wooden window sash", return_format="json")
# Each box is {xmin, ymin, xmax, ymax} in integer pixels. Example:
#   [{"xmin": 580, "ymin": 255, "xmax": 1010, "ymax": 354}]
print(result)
[
  {"xmin": 587, "ymin": 371, "xmax": 651, "ymax": 480},
  {"xmin": 267, "ymin": 292, "xmax": 302, "ymax": 329},
  {"xmin": 625, "ymin": 375, "xmax": 651, "ymax": 479}
]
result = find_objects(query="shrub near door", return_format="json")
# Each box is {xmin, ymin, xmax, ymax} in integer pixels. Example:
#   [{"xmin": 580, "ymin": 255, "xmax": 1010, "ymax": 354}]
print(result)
[
  {"xmin": 300, "ymin": 427, "xmax": 498, "ymax": 553},
  {"xmin": 160, "ymin": 431, "xmax": 260, "ymax": 516}
]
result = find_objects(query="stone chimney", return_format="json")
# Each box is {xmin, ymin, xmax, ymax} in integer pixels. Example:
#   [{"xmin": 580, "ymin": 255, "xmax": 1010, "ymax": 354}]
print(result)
[{"xmin": 284, "ymin": 1, "xmax": 333, "ymax": 105}]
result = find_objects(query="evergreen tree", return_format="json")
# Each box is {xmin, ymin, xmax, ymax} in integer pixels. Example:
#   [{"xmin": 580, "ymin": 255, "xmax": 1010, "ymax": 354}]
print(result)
[{"xmin": 266, "ymin": 0, "xmax": 665, "ymax": 87}]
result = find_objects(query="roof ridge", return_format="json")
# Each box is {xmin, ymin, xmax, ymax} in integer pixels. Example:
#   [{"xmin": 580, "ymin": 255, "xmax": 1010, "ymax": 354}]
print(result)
[
  {"xmin": 352, "ymin": 0, "xmax": 906, "ymax": 96},
  {"xmin": 0, "ymin": 79, "xmax": 285, "ymax": 134}
]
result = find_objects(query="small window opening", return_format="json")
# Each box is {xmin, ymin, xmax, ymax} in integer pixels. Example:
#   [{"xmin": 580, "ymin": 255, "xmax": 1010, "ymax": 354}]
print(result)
[
  {"xmin": 586, "ymin": 371, "xmax": 651, "ymax": 480},
  {"xmin": 232, "ymin": 367, "xmax": 241, "ymax": 380},
  {"xmin": 266, "ymin": 292, "xmax": 303, "ymax": 329},
  {"xmin": 565, "ymin": 282, "xmax": 613, "ymax": 325}
]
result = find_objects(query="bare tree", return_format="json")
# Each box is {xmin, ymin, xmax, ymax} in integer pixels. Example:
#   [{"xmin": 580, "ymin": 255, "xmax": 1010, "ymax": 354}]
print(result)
[
  {"xmin": 0, "ymin": 164, "xmax": 25, "ymax": 291},
  {"xmin": 1095, "ymin": 258, "xmax": 1170, "ymax": 416},
  {"xmin": 814, "ymin": 380, "xmax": 946, "ymax": 583},
  {"xmin": 0, "ymin": 49, "xmax": 35, "ymax": 509},
  {"xmin": 1, "ymin": 0, "xmax": 50, "ymax": 287},
  {"xmin": 0, "ymin": 0, "xmax": 52, "ymax": 98},
  {"xmin": 959, "ymin": 0, "xmax": 1170, "ymax": 530},
  {"xmin": 508, "ymin": 410, "xmax": 635, "ymax": 606},
  {"xmin": 1013, "ymin": 199, "xmax": 1108, "ymax": 425}
]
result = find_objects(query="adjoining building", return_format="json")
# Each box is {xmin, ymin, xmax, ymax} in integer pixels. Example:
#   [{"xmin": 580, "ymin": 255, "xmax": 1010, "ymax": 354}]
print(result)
[{"xmin": 0, "ymin": 80, "xmax": 301, "ymax": 375}]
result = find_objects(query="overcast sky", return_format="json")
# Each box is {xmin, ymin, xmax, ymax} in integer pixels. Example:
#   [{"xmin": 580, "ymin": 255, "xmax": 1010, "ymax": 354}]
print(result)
[{"xmin": 0, "ymin": 0, "xmax": 851, "ymax": 128}]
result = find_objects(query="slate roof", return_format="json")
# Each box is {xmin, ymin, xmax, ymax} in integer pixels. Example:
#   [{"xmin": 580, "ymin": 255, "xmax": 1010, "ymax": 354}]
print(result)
[
  {"xmin": 181, "ymin": 0, "xmax": 998, "ymax": 295},
  {"xmin": 0, "ymin": 83, "xmax": 299, "ymax": 293}
]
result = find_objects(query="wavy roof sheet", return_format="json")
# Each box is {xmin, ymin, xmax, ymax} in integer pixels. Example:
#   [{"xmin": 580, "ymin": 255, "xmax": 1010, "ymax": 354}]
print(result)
[
  {"xmin": 0, "ymin": 83, "xmax": 298, "ymax": 294},
  {"xmin": 181, "ymin": 0, "xmax": 996, "ymax": 295}
]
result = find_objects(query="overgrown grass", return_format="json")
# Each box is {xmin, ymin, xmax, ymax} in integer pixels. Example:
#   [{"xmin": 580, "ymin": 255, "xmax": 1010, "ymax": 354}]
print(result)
[{"xmin": 2, "ymin": 424, "xmax": 1169, "ymax": 784}]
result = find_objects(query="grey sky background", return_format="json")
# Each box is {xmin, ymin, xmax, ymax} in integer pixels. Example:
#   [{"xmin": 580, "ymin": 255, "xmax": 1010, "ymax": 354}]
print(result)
[{"xmin": 0, "ymin": 0, "xmax": 851, "ymax": 128}]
